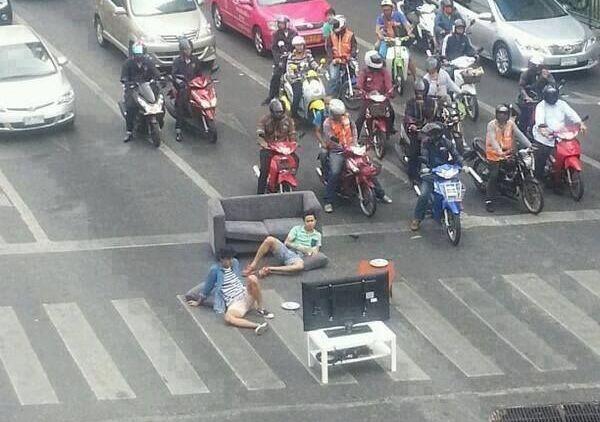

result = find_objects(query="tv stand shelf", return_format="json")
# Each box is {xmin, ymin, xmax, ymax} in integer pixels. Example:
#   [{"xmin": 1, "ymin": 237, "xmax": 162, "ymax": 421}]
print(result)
[{"xmin": 306, "ymin": 321, "xmax": 396, "ymax": 384}]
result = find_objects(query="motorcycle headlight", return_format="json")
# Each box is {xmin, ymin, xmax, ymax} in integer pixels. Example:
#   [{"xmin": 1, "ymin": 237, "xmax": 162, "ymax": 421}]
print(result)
[
  {"xmin": 515, "ymin": 40, "xmax": 550, "ymax": 56},
  {"xmin": 522, "ymin": 154, "xmax": 534, "ymax": 169},
  {"xmin": 57, "ymin": 90, "xmax": 75, "ymax": 105},
  {"xmin": 586, "ymin": 36, "xmax": 597, "ymax": 50}
]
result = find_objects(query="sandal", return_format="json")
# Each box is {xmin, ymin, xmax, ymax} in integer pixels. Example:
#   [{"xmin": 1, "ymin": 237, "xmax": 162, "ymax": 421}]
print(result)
[
  {"xmin": 242, "ymin": 264, "xmax": 256, "ymax": 276},
  {"xmin": 256, "ymin": 308, "xmax": 274, "ymax": 319},
  {"xmin": 257, "ymin": 267, "xmax": 271, "ymax": 278}
]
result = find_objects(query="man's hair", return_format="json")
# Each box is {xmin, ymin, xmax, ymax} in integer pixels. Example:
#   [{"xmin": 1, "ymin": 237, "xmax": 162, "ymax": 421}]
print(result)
[
  {"xmin": 303, "ymin": 209, "xmax": 317, "ymax": 220},
  {"xmin": 218, "ymin": 246, "xmax": 236, "ymax": 260},
  {"xmin": 326, "ymin": 8, "xmax": 335, "ymax": 16}
]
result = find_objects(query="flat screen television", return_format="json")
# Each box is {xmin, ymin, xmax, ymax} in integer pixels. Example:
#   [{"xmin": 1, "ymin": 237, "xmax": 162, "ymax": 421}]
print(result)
[{"xmin": 301, "ymin": 271, "xmax": 390, "ymax": 334}]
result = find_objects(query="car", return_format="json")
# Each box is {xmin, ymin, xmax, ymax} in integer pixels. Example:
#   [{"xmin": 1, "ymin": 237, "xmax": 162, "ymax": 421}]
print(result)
[
  {"xmin": 94, "ymin": 0, "xmax": 216, "ymax": 68},
  {"xmin": 0, "ymin": 0, "xmax": 12, "ymax": 25},
  {"xmin": 0, "ymin": 25, "xmax": 75, "ymax": 132},
  {"xmin": 209, "ymin": 0, "xmax": 331, "ymax": 56},
  {"xmin": 445, "ymin": 0, "xmax": 599, "ymax": 76}
]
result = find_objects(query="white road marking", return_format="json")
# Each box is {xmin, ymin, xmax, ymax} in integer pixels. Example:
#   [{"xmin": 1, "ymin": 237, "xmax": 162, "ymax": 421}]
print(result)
[
  {"xmin": 0, "ymin": 307, "xmax": 59, "ymax": 405},
  {"xmin": 394, "ymin": 283, "xmax": 503, "ymax": 377},
  {"xmin": 440, "ymin": 277, "xmax": 574, "ymax": 372},
  {"xmin": 0, "ymin": 190, "xmax": 12, "ymax": 207},
  {"xmin": 217, "ymin": 50, "xmax": 269, "ymax": 88},
  {"xmin": 566, "ymin": 270, "xmax": 600, "ymax": 299},
  {"xmin": 177, "ymin": 295, "xmax": 285, "ymax": 391},
  {"xmin": 44, "ymin": 302, "xmax": 135, "ymax": 400},
  {"xmin": 260, "ymin": 290, "xmax": 357, "ymax": 385},
  {"xmin": 386, "ymin": 343, "xmax": 431, "ymax": 382},
  {"xmin": 0, "ymin": 168, "xmax": 49, "ymax": 243},
  {"xmin": 112, "ymin": 298, "xmax": 209, "ymax": 395},
  {"xmin": 504, "ymin": 273, "xmax": 600, "ymax": 357}
]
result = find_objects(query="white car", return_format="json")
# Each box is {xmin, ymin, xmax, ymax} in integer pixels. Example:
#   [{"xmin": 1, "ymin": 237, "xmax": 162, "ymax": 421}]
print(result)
[{"xmin": 0, "ymin": 25, "xmax": 75, "ymax": 132}]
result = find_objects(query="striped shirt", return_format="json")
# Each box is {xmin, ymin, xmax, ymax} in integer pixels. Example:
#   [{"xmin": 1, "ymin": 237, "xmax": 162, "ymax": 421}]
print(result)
[{"xmin": 221, "ymin": 268, "xmax": 246, "ymax": 306}]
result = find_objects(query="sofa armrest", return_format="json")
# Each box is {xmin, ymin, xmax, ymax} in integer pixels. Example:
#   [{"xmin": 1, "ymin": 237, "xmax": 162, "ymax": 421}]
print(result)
[
  {"xmin": 208, "ymin": 198, "xmax": 226, "ymax": 255},
  {"xmin": 301, "ymin": 191, "xmax": 323, "ymax": 233}
]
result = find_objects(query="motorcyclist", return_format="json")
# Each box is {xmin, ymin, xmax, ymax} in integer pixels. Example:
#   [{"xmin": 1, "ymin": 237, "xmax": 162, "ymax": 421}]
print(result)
[
  {"xmin": 440, "ymin": 19, "xmax": 475, "ymax": 62},
  {"xmin": 484, "ymin": 104, "xmax": 531, "ymax": 212},
  {"xmin": 120, "ymin": 40, "xmax": 161, "ymax": 143},
  {"xmin": 286, "ymin": 36, "xmax": 319, "ymax": 120},
  {"xmin": 171, "ymin": 37, "xmax": 202, "ymax": 142},
  {"xmin": 434, "ymin": 0, "xmax": 462, "ymax": 49},
  {"xmin": 256, "ymin": 99, "xmax": 297, "ymax": 194},
  {"xmin": 322, "ymin": 99, "xmax": 392, "ymax": 213},
  {"xmin": 403, "ymin": 78, "xmax": 437, "ymax": 184},
  {"xmin": 517, "ymin": 55, "xmax": 556, "ymax": 135},
  {"xmin": 355, "ymin": 50, "xmax": 396, "ymax": 138},
  {"xmin": 403, "ymin": 0, "xmax": 425, "ymax": 26},
  {"xmin": 326, "ymin": 15, "xmax": 358, "ymax": 96},
  {"xmin": 410, "ymin": 121, "xmax": 462, "ymax": 231},
  {"xmin": 422, "ymin": 56, "xmax": 463, "ymax": 100},
  {"xmin": 375, "ymin": 0, "xmax": 416, "ymax": 79},
  {"xmin": 532, "ymin": 85, "xmax": 586, "ymax": 181},
  {"xmin": 263, "ymin": 16, "xmax": 298, "ymax": 105},
  {"xmin": 322, "ymin": 8, "xmax": 337, "ymax": 39}
]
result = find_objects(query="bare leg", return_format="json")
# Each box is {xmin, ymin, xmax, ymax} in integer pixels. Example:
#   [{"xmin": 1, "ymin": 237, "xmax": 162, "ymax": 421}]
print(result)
[
  {"xmin": 268, "ymin": 260, "xmax": 304, "ymax": 274},
  {"xmin": 408, "ymin": 58, "xmax": 417, "ymax": 81},
  {"xmin": 245, "ymin": 275, "xmax": 263, "ymax": 309},
  {"xmin": 224, "ymin": 308, "xmax": 258, "ymax": 329},
  {"xmin": 247, "ymin": 236, "xmax": 279, "ymax": 271}
]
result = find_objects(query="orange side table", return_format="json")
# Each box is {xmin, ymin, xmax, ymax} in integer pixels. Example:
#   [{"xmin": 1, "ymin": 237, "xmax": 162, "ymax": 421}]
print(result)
[{"xmin": 357, "ymin": 260, "xmax": 395, "ymax": 298}]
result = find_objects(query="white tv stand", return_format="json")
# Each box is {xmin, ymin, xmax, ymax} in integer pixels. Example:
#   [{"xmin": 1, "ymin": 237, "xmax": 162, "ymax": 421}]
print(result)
[{"xmin": 306, "ymin": 321, "xmax": 396, "ymax": 384}]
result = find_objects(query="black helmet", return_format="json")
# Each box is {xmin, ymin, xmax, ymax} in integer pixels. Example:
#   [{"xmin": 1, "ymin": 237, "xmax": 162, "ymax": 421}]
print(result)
[
  {"xmin": 269, "ymin": 98, "xmax": 285, "ymax": 119},
  {"xmin": 495, "ymin": 104, "xmax": 510, "ymax": 124},
  {"xmin": 454, "ymin": 19, "xmax": 466, "ymax": 31},
  {"xmin": 441, "ymin": 0, "xmax": 454, "ymax": 8},
  {"xmin": 414, "ymin": 78, "xmax": 426, "ymax": 96},
  {"xmin": 543, "ymin": 85, "xmax": 559, "ymax": 105},
  {"xmin": 178, "ymin": 37, "xmax": 192, "ymax": 53},
  {"xmin": 421, "ymin": 122, "xmax": 444, "ymax": 138}
]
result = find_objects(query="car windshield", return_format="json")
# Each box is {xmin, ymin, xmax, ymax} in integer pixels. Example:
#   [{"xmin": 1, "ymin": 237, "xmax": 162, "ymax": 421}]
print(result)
[
  {"xmin": 494, "ymin": 0, "xmax": 567, "ymax": 21},
  {"xmin": 258, "ymin": 0, "xmax": 310, "ymax": 5},
  {"xmin": 130, "ymin": 0, "xmax": 197, "ymax": 16},
  {"xmin": 0, "ymin": 41, "xmax": 56, "ymax": 81}
]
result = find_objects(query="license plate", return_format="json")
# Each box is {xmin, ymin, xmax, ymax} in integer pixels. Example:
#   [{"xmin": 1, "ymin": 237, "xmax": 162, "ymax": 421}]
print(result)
[
  {"xmin": 561, "ymin": 57, "xmax": 578, "ymax": 67},
  {"xmin": 23, "ymin": 115, "xmax": 45, "ymax": 126},
  {"xmin": 304, "ymin": 34, "xmax": 322, "ymax": 45}
]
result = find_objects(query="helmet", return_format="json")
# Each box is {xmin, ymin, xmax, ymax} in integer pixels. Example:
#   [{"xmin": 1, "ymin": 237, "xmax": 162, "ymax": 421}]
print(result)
[
  {"xmin": 529, "ymin": 54, "xmax": 544, "ymax": 67},
  {"xmin": 543, "ymin": 85, "xmax": 559, "ymax": 105},
  {"xmin": 425, "ymin": 56, "xmax": 438, "ymax": 71},
  {"xmin": 441, "ymin": 0, "xmax": 454, "ymax": 8},
  {"xmin": 380, "ymin": 0, "xmax": 395, "ymax": 7},
  {"xmin": 329, "ymin": 99, "xmax": 346, "ymax": 116},
  {"xmin": 364, "ymin": 50, "xmax": 384, "ymax": 70},
  {"xmin": 421, "ymin": 122, "xmax": 444, "ymax": 138},
  {"xmin": 269, "ymin": 98, "xmax": 285, "ymax": 120},
  {"xmin": 178, "ymin": 37, "xmax": 192, "ymax": 53},
  {"xmin": 131, "ymin": 41, "xmax": 144, "ymax": 57},
  {"xmin": 292, "ymin": 36, "xmax": 306, "ymax": 47},
  {"xmin": 495, "ymin": 104, "xmax": 510, "ymax": 124},
  {"xmin": 414, "ymin": 78, "xmax": 426, "ymax": 96},
  {"xmin": 275, "ymin": 15, "xmax": 289, "ymax": 25},
  {"xmin": 454, "ymin": 19, "xmax": 466, "ymax": 30},
  {"xmin": 331, "ymin": 15, "xmax": 346, "ymax": 33}
]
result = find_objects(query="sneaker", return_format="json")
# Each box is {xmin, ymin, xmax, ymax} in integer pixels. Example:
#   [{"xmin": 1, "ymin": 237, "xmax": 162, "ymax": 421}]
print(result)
[
  {"xmin": 379, "ymin": 195, "xmax": 393, "ymax": 204},
  {"xmin": 255, "ymin": 322, "xmax": 269, "ymax": 335},
  {"xmin": 123, "ymin": 132, "xmax": 133, "ymax": 143},
  {"xmin": 175, "ymin": 129, "xmax": 183, "ymax": 143},
  {"xmin": 410, "ymin": 219, "xmax": 421, "ymax": 231},
  {"xmin": 256, "ymin": 308, "xmax": 274, "ymax": 319},
  {"xmin": 485, "ymin": 200, "xmax": 495, "ymax": 213},
  {"xmin": 324, "ymin": 203, "xmax": 333, "ymax": 213}
]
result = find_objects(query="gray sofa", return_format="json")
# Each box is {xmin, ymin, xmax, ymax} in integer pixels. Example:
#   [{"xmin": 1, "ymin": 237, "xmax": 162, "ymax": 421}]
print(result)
[{"xmin": 208, "ymin": 191, "xmax": 323, "ymax": 255}]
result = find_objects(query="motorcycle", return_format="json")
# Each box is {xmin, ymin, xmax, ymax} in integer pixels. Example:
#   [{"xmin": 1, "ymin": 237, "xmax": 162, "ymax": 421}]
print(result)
[
  {"xmin": 382, "ymin": 35, "xmax": 413, "ymax": 95},
  {"xmin": 445, "ymin": 55, "xmax": 484, "ymax": 122},
  {"xmin": 331, "ymin": 57, "xmax": 362, "ymax": 111},
  {"xmin": 253, "ymin": 139, "xmax": 299, "ymax": 193},
  {"xmin": 164, "ymin": 73, "xmax": 218, "ymax": 143},
  {"xmin": 119, "ymin": 80, "xmax": 165, "ymax": 147},
  {"xmin": 398, "ymin": 0, "xmax": 437, "ymax": 53},
  {"xmin": 362, "ymin": 90, "xmax": 393, "ymax": 159},
  {"xmin": 439, "ymin": 96, "xmax": 468, "ymax": 155},
  {"xmin": 465, "ymin": 139, "xmax": 544, "ymax": 214},
  {"xmin": 316, "ymin": 144, "xmax": 380, "ymax": 217},
  {"xmin": 515, "ymin": 79, "xmax": 566, "ymax": 138},
  {"xmin": 280, "ymin": 60, "xmax": 327, "ymax": 125}
]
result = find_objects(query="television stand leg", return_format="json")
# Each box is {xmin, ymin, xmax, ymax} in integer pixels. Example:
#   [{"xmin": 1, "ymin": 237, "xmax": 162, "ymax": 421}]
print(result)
[
  {"xmin": 391, "ymin": 337, "xmax": 397, "ymax": 372},
  {"xmin": 321, "ymin": 349, "xmax": 328, "ymax": 384}
]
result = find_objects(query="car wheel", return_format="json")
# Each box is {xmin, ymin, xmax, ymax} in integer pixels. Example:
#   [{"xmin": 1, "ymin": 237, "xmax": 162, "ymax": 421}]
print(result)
[
  {"xmin": 212, "ymin": 4, "xmax": 225, "ymax": 32},
  {"xmin": 494, "ymin": 43, "xmax": 512, "ymax": 77},
  {"xmin": 95, "ymin": 16, "xmax": 106, "ymax": 47},
  {"xmin": 253, "ymin": 27, "xmax": 267, "ymax": 56}
]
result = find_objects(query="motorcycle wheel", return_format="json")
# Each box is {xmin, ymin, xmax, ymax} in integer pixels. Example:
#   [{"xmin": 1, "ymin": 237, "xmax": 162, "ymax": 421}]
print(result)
[
  {"xmin": 567, "ymin": 169, "xmax": 584, "ymax": 201},
  {"xmin": 466, "ymin": 95, "xmax": 479, "ymax": 122},
  {"xmin": 340, "ymin": 81, "xmax": 362, "ymax": 111},
  {"xmin": 472, "ymin": 159, "xmax": 488, "ymax": 194},
  {"xmin": 373, "ymin": 130, "xmax": 386, "ymax": 160},
  {"xmin": 359, "ymin": 184, "xmax": 377, "ymax": 217},
  {"xmin": 279, "ymin": 182, "xmax": 294, "ymax": 193},
  {"xmin": 206, "ymin": 118, "xmax": 218, "ymax": 143},
  {"xmin": 444, "ymin": 210, "xmax": 461, "ymax": 246},
  {"xmin": 520, "ymin": 179, "xmax": 544, "ymax": 214},
  {"xmin": 150, "ymin": 121, "xmax": 161, "ymax": 147}
]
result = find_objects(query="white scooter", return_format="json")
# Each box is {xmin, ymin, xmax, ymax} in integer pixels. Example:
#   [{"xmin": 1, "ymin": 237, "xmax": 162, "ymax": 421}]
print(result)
[
  {"xmin": 280, "ymin": 60, "xmax": 328, "ymax": 124},
  {"xmin": 447, "ymin": 55, "xmax": 484, "ymax": 122},
  {"xmin": 398, "ymin": 0, "xmax": 436, "ymax": 53}
]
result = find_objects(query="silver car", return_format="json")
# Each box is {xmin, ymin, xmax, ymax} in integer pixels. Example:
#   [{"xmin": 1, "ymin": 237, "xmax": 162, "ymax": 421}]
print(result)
[
  {"xmin": 447, "ymin": 0, "xmax": 599, "ymax": 76},
  {"xmin": 94, "ymin": 0, "xmax": 216, "ymax": 67},
  {"xmin": 0, "ymin": 25, "xmax": 75, "ymax": 132}
]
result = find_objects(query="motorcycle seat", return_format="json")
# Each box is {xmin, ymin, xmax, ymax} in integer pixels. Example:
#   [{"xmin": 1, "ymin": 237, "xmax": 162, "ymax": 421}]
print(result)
[{"xmin": 473, "ymin": 139, "xmax": 486, "ymax": 154}]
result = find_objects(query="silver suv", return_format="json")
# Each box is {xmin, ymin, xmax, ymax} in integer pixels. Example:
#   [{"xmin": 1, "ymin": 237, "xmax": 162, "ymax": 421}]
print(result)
[{"xmin": 94, "ymin": 0, "xmax": 216, "ymax": 67}]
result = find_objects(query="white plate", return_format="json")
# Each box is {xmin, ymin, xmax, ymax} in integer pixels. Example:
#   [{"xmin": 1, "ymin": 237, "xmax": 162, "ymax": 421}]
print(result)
[
  {"xmin": 281, "ymin": 301, "xmax": 300, "ymax": 311},
  {"xmin": 369, "ymin": 258, "xmax": 389, "ymax": 268}
]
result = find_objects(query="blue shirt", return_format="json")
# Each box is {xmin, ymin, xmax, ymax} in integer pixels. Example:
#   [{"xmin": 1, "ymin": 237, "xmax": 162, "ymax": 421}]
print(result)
[
  {"xmin": 200, "ymin": 258, "xmax": 244, "ymax": 314},
  {"xmin": 376, "ymin": 11, "xmax": 408, "ymax": 29}
]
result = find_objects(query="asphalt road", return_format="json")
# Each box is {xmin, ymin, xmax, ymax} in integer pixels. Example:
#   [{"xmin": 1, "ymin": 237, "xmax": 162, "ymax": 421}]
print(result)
[{"xmin": 1, "ymin": 1, "xmax": 600, "ymax": 421}]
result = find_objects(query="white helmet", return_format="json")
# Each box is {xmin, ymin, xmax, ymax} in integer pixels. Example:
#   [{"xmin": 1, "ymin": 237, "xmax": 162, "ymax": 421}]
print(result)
[
  {"xmin": 292, "ymin": 35, "xmax": 306, "ymax": 47},
  {"xmin": 364, "ymin": 50, "xmax": 384, "ymax": 69},
  {"xmin": 329, "ymin": 99, "xmax": 346, "ymax": 116},
  {"xmin": 332, "ymin": 15, "xmax": 346, "ymax": 33},
  {"xmin": 381, "ymin": 0, "xmax": 395, "ymax": 7},
  {"xmin": 529, "ymin": 54, "xmax": 544, "ymax": 66}
]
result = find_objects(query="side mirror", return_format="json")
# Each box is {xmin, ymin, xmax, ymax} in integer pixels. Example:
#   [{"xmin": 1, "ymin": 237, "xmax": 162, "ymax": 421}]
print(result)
[
  {"xmin": 113, "ymin": 6, "xmax": 127, "ymax": 16},
  {"xmin": 56, "ymin": 56, "xmax": 69, "ymax": 66},
  {"xmin": 477, "ymin": 12, "xmax": 493, "ymax": 22}
]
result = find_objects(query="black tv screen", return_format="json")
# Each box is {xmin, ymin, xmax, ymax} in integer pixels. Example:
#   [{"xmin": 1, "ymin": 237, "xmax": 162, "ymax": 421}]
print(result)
[{"xmin": 301, "ymin": 271, "xmax": 390, "ymax": 332}]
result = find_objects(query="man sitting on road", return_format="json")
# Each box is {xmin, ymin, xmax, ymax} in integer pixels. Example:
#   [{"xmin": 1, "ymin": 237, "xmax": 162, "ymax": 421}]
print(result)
[
  {"xmin": 185, "ymin": 247, "xmax": 273, "ymax": 336},
  {"xmin": 243, "ymin": 210, "xmax": 326, "ymax": 278}
]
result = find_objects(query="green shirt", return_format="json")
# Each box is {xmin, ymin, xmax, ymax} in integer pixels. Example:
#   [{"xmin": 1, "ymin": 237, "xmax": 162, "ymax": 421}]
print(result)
[
  {"xmin": 322, "ymin": 22, "xmax": 333, "ymax": 38},
  {"xmin": 288, "ymin": 225, "xmax": 322, "ymax": 250}
]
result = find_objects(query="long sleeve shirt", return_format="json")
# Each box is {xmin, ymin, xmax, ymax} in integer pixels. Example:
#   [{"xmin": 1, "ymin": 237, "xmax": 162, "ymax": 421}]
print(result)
[
  {"xmin": 441, "ymin": 33, "xmax": 475, "ymax": 61},
  {"xmin": 120, "ymin": 57, "xmax": 161, "ymax": 84},
  {"xmin": 533, "ymin": 100, "xmax": 582, "ymax": 146},
  {"xmin": 357, "ymin": 68, "xmax": 393, "ymax": 95},
  {"xmin": 423, "ymin": 69, "xmax": 462, "ymax": 97},
  {"xmin": 285, "ymin": 50, "xmax": 318, "ymax": 81},
  {"xmin": 434, "ymin": 11, "xmax": 462, "ymax": 37},
  {"xmin": 322, "ymin": 117, "xmax": 358, "ymax": 149}
]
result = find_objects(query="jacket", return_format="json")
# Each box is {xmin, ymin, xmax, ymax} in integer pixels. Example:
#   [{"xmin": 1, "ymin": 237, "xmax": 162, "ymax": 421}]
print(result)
[
  {"xmin": 357, "ymin": 68, "xmax": 392, "ymax": 95},
  {"xmin": 120, "ymin": 56, "xmax": 161, "ymax": 84},
  {"xmin": 257, "ymin": 114, "xmax": 296, "ymax": 143},
  {"xmin": 403, "ymin": 97, "xmax": 436, "ymax": 127},
  {"xmin": 326, "ymin": 29, "xmax": 357, "ymax": 62},
  {"xmin": 441, "ymin": 33, "xmax": 475, "ymax": 61},
  {"xmin": 285, "ymin": 50, "xmax": 318, "ymax": 82},
  {"xmin": 485, "ymin": 119, "xmax": 530, "ymax": 161},
  {"xmin": 271, "ymin": 28, "xmax": 298, "ymax": 65},
  {"xmin": 434, "ymin": 11, "xmax": 462, "ymax": 38},
  {"xmin": 518, "ymin": 68, "xmax": 555, "ymax": 99},
  {"xmin": 421, "ymin": 134, "xmax": 462, "ymax": 169},
  {"xmin": 200, "ymin": 258, "xmax": 243, "ymax": 314},
  {"xmin": 172, "ymin": 55, "xmax": 201, "ymax": 86}
]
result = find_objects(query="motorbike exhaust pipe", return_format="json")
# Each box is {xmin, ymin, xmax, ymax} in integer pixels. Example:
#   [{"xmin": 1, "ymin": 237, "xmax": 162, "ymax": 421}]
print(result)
[
  {"xmin": 252, "ymin": 165, "xmax": 260, "ymax": 178},
  {"xmin": 464, "ymin": 166, "xmax": 483, "ymax": 184}
]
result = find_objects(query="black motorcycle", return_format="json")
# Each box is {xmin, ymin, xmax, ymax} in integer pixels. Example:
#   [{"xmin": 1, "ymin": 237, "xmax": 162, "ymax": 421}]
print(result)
[
  {"xmin": 119, "ymin": 80, "xmax": 165, "ymax": 147},
  {"xmin": 464, "ymin": 139, "xmax": 544, "ymax": 214}
]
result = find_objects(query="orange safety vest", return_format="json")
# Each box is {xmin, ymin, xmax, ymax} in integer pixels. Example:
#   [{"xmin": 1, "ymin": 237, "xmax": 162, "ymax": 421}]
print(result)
[
  {"xmin": 330, "ymin": 115, "xmax": 354, "ymax": 147},
  {"xmin": 486, "ymin": 120, "xmax": 515, "ymax": 162},
  {"xmin": 382, "ymin": 19, "xmax": 396, "ymax": 38},
  {"xmin": 330, "ymin": 30, "xmax": 354, "ymax": 61}
]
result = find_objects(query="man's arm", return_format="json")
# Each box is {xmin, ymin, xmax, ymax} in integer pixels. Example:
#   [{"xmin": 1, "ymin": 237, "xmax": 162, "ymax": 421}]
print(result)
[
  {"xmin": 350, "ymin": 119, "xmax": 358, "ymax": 146},
  {"xmin": 441, "ymin": 69, "xmax": 462, "ymax": 93},
  {"xmin": 286, "ymin": 117, "xmax": 297, "ymax": 141},
  {"xmin": 350, "ymin": 35, "xmax": 358, "ymax": 58},
  {"xmin": 120, "ymin": 61, "xmax": 129, "ymax": 83},
  {"xmin": 486, "ymin": 121, "xmax": 503, "ymax": 156},
  {"xmin": 284, "ymin": 228, "xmax": 313, "ymax": 254},
  {"xmin": 513, "ymin": 122, "xmax": 532, "ymax": 149},
  {"xmin": 200, "ymin": 267, "xmax": 218, "ymax": 299},
  {"xmin": 384, "ymin": 70, "xmax": 393, "ymax": 95},
  {"xmin": 357, "ymin": 69, "xmax": 367, "ymax": 91},
  {"xmin": 256, "ymin": 116, "xmax": 269, "ymax": 148},
  {"xmin": 441, "ymin": 34, "xmax": 450, "ymax": 57}
]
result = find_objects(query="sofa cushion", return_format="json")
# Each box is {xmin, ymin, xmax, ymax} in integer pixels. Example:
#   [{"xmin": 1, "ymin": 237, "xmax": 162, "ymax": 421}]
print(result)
[
  {"xmin": 222, "ymin": 193, "xmax": 304, "ymax": 221},
  {"xmin": 263, "ymin": 218, "xmax": 303, "ymax": 240},
  {"xmin": 225, "ymin": 221, "xmax": 269, "ymax": 242},
  {"xmin": 302, "ymin": 252, "xmax": 329, "ymax": 271}
]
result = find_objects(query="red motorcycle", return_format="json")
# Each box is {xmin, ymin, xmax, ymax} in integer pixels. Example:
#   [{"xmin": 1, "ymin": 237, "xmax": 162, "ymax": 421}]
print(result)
[
  {"xmin": 316, "ymin": 145, "xmax": 380, "ymax": 216},
  {"xmin": 542, "ymin": 122, "xmax": 586, "ymax": 201},
  {"xmin": 253, "ymin": 140, "xmax": 299, "ymax": 193},
  {"xmin": 362, "ymin": 90, "xmax": 393, "ymax": 159},
  {"xmin": 164, "ymin": 73, "xmax": 218, "ymax": 142}
]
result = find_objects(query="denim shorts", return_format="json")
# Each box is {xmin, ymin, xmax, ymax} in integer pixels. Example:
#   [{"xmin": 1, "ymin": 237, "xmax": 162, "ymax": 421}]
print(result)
[{"xmin": 273, "ymin": 239, "xmax": 303, "ymax": 266}]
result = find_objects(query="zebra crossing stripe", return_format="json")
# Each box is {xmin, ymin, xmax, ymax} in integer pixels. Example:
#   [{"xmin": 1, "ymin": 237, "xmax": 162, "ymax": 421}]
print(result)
[
  {"xmin": 0, "ymin": 307, "xmax": 59, "ymax": 405},
  {"xmin": 261, "ymin": 290, "xmax": 357, "ymax": 385},
  {"xmin": 112, "ymin": 298, "xmax": 209, "ymax": 395},
  {"xmin": 177, "ymin": 295, "xmax": 285, "ymax": 391},
  {"xmin": 395, "ymin": 283, "xmax": 503, "ymax": 377},
  {"xmin": 440, "ymin": 278, "xmax": 575, "ymax": 372},
  {"xmin": 386, "ymin": 344, "xmax": 431, "ymax": 382},
  {"xmin": 44, "ymin": 303, "xmax": 136, "ymax": 400},
  {"xmin": 504, "ymin": 274, "xmax": 600, "ymax": 357},
  {"xmin": 566, "ymin": 270, "xmax": 600, "ymax": 299}
]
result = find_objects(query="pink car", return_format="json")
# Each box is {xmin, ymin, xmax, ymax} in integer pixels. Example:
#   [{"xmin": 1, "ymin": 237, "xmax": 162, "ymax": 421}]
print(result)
[{"xmin": 209, "ymin": 0, "xmax": 332, "ymax": 56}]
